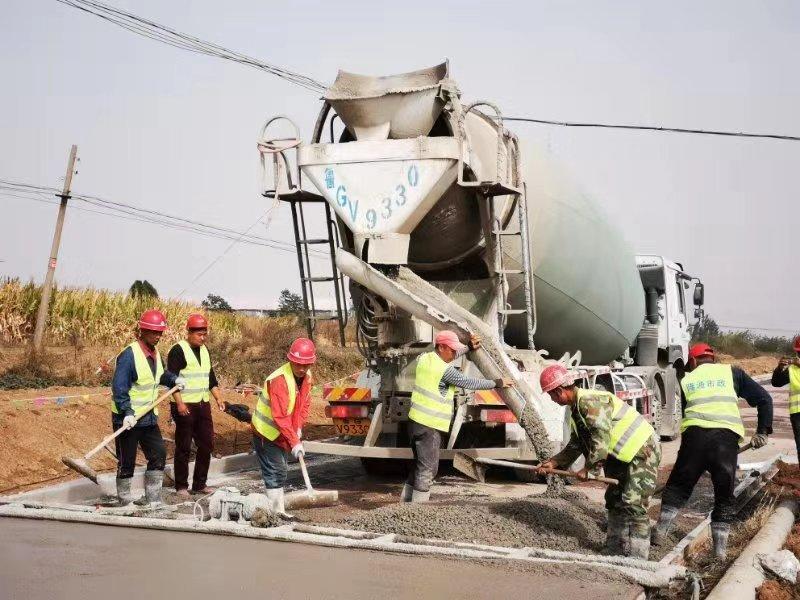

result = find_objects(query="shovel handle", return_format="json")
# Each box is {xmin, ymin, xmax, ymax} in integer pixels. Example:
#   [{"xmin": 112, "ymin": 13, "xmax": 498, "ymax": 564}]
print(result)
[
  {"xmin": 537, "ymin": 467, "xmax": 619, "ymax": 486},
  {"xmin": 84, "ymin": 386, "xmax": 179, "ymax": 460},
  {"xmin": 298, "ymin": 455, "xmax": 314, "ymax": 493},
  {"xmin": 474, "ymin": 456, "xmax": 619, "ymax": 485}
]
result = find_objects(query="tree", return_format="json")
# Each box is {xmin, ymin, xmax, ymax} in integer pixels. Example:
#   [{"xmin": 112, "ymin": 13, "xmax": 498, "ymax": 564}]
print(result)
[
  {"xmin": 201, "ymin": 293, "xmax": 233, "ymax": 312},
  {"xmin": 129, "ymin": 280, "xmax": 158, "ymax": 298},
  {"xmin": 691, "ymin": 314, "xmax": 720, "ymax": 343},
  {"xmin": 277, "ymin": 289, "xmax": 305, "ymax": 315}
]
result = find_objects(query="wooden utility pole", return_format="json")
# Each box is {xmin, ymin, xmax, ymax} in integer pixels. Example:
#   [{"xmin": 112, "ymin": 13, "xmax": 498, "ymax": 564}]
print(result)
[{"xmin": 32, "ymin": 145, "xmax": 78, "ymax": 352}]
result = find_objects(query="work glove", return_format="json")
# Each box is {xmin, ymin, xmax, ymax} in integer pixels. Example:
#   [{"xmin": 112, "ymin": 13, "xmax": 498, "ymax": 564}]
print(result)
[
  {"xmin": 122, "ymin": 415, "xmax": 137, "ymax": 430},
  {"xmin": 297, "ymin": 428, "xmax": 302, "ymax": 439},
  {"xmin": 291, "ymin": 443, "xmax": 305, "ymax": 459},
  {"xmin": 751, "ymin": 433, "xmax": 768, "ymax": 449},
  {"xmin": 174, "ymin": 376, "xmax": 187, "ymax": 391}
]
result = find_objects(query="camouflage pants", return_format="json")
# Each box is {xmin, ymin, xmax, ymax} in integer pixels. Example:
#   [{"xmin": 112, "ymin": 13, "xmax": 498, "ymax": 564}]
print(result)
[{"xmin": 604, "ymin": 436, "xmax": 661, "ymax": 536}]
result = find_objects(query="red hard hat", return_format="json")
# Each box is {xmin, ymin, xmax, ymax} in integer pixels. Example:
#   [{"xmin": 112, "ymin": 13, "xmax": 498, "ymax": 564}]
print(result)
[
  {"xmin": 287, "ymin": 337, "xmax": 317, "ymax": 365},
  {"xmin": 186, "ymin": 313, "xmax": 209, "ymax": 330},
  {"xmin": 688, "ymin": 343, "xmax": 715, "ymax": 361},
  {"xmin": 138, "ymin": 309, "xmax": 168, "ymax": 332},
  {"xmin": 793, "ymin": 336, "xmax": 800, "ymax": 353},
  {"xmin": 540, "ymin": 364, "xmax": 574, "ymax": 393}
]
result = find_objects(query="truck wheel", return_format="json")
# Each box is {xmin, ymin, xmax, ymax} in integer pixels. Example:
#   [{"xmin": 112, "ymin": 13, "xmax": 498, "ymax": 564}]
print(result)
[
  {"xmin": 660, "ymin": 386, "xmax": 682, "ymax": 441},
  {"xmin": 360, "ymin": 457, "xmax": 409, "ymax": 477},
  {"xmin": 648, "ymin": 382, "xmax": 664, "ymax": 436}
]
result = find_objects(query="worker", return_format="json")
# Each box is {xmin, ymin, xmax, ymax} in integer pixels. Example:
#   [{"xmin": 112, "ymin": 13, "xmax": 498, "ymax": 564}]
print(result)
[
  {"xmin": 537, "ymin": 363, "xmax": 661, "ymax": 559},
  {"xmin": 251, "ymin": 337, "xmax": 316, "ymax": 515},
  {"xmin": 402, "ymin": 330, "xmax": 512, "ymax": 503},
  {"xmin": 111, "ymin": 309, "xmax": 185, "ymax": 506},
  {"xmin": 167, "ymin": 313, "xmax": 225, "ymax": 498},
  {"xmin": 770, "ymin": 336, "xmax": 800, "ymax": 461},
  {"xmin": 654, "ymin": 343, "xmax": 773, "ymax": 559}
]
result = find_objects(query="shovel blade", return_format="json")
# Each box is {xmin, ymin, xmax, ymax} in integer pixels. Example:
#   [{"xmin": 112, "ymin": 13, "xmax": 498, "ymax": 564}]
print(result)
[
  {"xmin": 453, "ymin": 452, "xmax": 487, "ymax": 483},
  {"xmin": 62, "ymin": 456, "xmax": 99, "ymax": 484}
]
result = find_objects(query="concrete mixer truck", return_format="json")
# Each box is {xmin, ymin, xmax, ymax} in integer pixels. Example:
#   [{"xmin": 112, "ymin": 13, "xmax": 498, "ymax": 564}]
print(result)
[{"xmin": 256, "ymin": 62, "xmax": 705, "ymax": 476}]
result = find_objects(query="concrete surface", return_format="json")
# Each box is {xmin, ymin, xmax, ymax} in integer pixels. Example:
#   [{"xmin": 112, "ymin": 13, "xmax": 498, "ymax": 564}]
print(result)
[{"xmin": 0, "ymin": 518, "xmax": 643, "ymax": 600}]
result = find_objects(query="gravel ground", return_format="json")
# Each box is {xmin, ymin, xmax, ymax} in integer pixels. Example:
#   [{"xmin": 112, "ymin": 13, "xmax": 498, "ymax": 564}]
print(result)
[{"xmin": 338, "ymin": 489, "xmax": 607, "ymax": 553}]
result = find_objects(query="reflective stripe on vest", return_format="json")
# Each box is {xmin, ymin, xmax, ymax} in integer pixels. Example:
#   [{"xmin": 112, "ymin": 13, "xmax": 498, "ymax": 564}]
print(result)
[
  {"xmin": 408, "ymin": 351, "xmax": 455, "ymax": 433},
  {"xmin": 680, "ymin": 363, "xmax": 744, "ymax": 438},
  {"xmin": 789, "ymin": 365, "xmax": 800, "ymax": 415},
  {"xmin": 574, "ymin": 389, "xmax": 654, "ymax": 463},
  {"xmin": 112, "ymin": 342, "xmax": 162, "ymax": 417},
  {"xmin": 251, "ymin": 363, "xmax": 298, "ymax": 441},
  {"xmin": 176, "ymin": 340, "xmax": 210, "ymax": 403}
]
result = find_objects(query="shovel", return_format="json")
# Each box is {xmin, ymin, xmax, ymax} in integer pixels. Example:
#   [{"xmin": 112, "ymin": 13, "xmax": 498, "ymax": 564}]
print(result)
[
  {"xmin": 62, "ymin": 386, "xmax": 179, "ymax": 484},
  {"xmin": 287, "ymin": 455, "xmax": 339, "ymax": 509},
  {"xmin": 453, "ymin": 453, "xmax": 619, "ymax": 485}
]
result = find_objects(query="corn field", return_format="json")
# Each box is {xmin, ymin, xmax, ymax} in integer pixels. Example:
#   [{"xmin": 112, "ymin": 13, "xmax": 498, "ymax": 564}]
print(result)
[{"xmin": 0, "ymin": 278, "xmax": 242, "ymax": 345}]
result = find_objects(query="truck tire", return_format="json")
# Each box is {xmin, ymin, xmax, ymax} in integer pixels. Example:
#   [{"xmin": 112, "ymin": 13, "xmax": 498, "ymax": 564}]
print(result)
[
  {"xmin": 660, "ymin": 385, "xmax": 682, "ymax": 441},
  {"xmin": 648, "ymin": 379, "xmax": 664, "ymax": 436}
]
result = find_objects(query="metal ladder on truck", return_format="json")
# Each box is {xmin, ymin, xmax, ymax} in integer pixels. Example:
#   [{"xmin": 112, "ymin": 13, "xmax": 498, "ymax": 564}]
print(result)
[
  {"xmin": 258, "ymin": 116, "xmax": 348, "ymax": 347},
  {"xmin": 456, "ymin": 102, "xmax": 537, "ymax": 348}
]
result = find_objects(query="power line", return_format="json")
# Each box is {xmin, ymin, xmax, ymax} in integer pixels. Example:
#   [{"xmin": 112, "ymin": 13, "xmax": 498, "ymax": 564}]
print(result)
[
  {"xmin": 54, "ymin": 0, "xmax": 326, "ymax": 93},
  {"xmin": 501, "ymin": 117, "xmax": 800, "ymax": 142},
  {"xmin": 717, "ymin": 323, "xmax": 799, "ymax": 335}
]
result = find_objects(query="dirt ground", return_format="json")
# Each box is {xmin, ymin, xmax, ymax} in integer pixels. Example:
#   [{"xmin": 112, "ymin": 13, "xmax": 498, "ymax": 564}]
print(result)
[{"xmin": 0, "ymin": 386, "xmax": 336, "ymax": 494}]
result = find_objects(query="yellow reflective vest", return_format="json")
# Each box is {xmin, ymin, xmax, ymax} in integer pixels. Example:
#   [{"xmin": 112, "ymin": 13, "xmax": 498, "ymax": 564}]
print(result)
[
  {"xmin": 789, "ymin": 365, "xmax": 800, "ymax": 415},
  {"xmin": 175, "ymin": 340, "xmax": 211, "ymax": 403},
  {"xmin": 112, "ymin": 341, "xmax": 162, "ymax": 417},
  {"xmin": 573, "ymin": 388, "xmax": 655, "ymax": 463},
  {"xmin": 252, "ymin": 363, "xmax": 297, "ymax": 441},
  {"xmin": 681, "ymin": 363, "xmax": 744, "ymax": 438},
  {"xmin": 408, "ymin": 351, "xmax": 455, "ymax": 433}
]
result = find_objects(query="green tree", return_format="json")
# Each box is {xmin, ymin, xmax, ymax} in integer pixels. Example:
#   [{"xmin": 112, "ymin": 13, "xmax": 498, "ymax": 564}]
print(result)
[
  {"xmin": 201, "ymin": 293, "xmax": 233, "ymax": 312},
  {"xmin": 690, "ymin": 314, "xmax": 720, "ymax": 343},
  {"xmin": 277, "ymin": 289, "xmax": 305, "ymax": 315},
  {"xmin": 129, "ymin": 280, "xmax": 158, "ymax": 299}
]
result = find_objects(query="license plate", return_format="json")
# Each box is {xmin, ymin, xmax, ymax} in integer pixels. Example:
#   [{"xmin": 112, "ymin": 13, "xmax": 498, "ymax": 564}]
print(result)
[{"xmin": 333, "ymin": 417, "xmax": 371, "ymax": 436}]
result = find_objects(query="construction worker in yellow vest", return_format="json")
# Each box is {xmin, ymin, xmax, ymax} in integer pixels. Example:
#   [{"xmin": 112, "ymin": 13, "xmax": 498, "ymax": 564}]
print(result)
[
  {"xmin": 402, "ymin": 330, "xmax": 512, "ymax": 503},
  {"xmin": 251, "ymin": 338, "xmax": 316, "ymax": 516},
  {"xmin": 654, "ymin": 343, "xmax": 773, "ymax": 559},
  {"xmin": 111, "ymin": 310, "xmax": 185, "ymax": 506},
  {"xmin": 771, "ymin": 336, "xmax": 800, "ymax": 460},
  {"xmin": 537, "ymin": 363, "xmax": 660, "ymax": 559},
  {"xmin": 167, "ymin": 313, "xmax": 225, "ymax": 498}
]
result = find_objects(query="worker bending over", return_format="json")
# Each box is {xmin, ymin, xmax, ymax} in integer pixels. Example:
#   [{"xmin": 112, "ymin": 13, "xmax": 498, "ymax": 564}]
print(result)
[
  {"xmin": 771, "ymin": 336, "xmax": 800, "ymax": 461},
  {"xmin": 111, "ymin": 310, "xmax": 184, "ymax": 506},
  {"xmin": 251, "ymin": 337, "xmax": 315, "ymax": 515},
  {"xmin": 654, "ymin": 343, "xmax": 772, "ymax": 559},
  {"xmin": 167, "ymin": 313, "xmax": 225, "ymax": 498},
  {"xmin": 402, "ymin": 330, "xmax": 512, "ymax": 503},
  {"xmin": 538, "ymin": 364, "xmax": 660, "ymax": 559}
]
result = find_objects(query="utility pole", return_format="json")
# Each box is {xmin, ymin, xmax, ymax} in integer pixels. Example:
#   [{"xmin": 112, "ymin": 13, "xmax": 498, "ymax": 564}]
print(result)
[{"xmin": 32, "ymin": 145, "xmax": 78, "ymax": 352}]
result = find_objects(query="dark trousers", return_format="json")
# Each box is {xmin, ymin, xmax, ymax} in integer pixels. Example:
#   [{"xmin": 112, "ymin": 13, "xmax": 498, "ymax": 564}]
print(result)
[
  {"xmin": 406, "ymin": 421, "xmax": 442, "ymax": 492},
  {"xmin": 253, "ymin": 434, "xmax": 288, "ymax": 489},
  {"xmin": 171, "ymin": 401, "xmax": 215, "ymax": 491},
  {"xmin": 661, "ymin": 426, "xmax": 739, "ymax": 523},
  {"xmin": 791, "ymin": 413, "xmax": 800, "ymax": 461},
  {"xmin": 113, "ymin": 419, "xmax": 166, "ymax": 479}
]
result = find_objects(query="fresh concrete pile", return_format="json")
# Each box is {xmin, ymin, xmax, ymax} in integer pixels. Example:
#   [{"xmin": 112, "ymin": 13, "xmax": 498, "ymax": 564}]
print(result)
[{"xmin": 339, "ymin": 490, "xmax": 606, "ymax": 553}]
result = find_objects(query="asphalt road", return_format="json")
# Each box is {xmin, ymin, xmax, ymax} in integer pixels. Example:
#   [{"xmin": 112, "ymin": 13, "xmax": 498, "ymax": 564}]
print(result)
[{"xmin": 0, "ymin": 518, "xmax": 641, "ymax": 600}]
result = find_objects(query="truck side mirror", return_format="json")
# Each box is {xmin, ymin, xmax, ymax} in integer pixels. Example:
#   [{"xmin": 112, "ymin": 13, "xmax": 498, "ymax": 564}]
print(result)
[{"xmin": 693, "ymin": 283, "xmax": 704, "ymax": 306}]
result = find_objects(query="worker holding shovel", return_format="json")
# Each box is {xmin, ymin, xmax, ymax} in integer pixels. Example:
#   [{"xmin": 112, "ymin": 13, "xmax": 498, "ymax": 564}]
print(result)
[
  {"xmin": 402, "ymin": 330, "xmax": 513, "ymax": 503},
  {"xmin": 251, "ymin": 337, "xmax": 316, "ymax": 516},
  {"xmin": 166, "ymin": 313, "xmax": 225, "ymax": 498},
  {"xmin": 771, "ymin": 336, "xmax": 800, "ymax": 461},
  {"xmin": 111, "ymin": 310, "xmax": 185, "ymax": 506},
  {"xmin": 537, "ymin": 364, "xmax": 661, "ymax": 560}
]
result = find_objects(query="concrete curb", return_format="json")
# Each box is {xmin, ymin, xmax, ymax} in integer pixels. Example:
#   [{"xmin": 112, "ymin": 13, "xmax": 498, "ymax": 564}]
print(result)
[{"xmin": 706, "ymin": 499, "xmax": 799, "ymax": 600}]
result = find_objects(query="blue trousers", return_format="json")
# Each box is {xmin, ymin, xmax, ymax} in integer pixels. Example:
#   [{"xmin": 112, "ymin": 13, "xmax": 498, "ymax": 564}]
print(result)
[{"xmin": 253, "ymin": 434, "xmax": 288, "ymax": 489}]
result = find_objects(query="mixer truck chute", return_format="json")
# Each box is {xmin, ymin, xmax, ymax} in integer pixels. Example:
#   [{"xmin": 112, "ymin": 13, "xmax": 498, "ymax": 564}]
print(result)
[{"xmin": 256, "ymin": 63, "xmax": 705, "ymax": 470}]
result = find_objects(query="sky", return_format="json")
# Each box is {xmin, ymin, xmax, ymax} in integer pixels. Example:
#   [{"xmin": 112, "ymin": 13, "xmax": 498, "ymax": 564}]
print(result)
[{"xmin": 1, "ymin": 1, "xmax": 798, "ymax": 333}]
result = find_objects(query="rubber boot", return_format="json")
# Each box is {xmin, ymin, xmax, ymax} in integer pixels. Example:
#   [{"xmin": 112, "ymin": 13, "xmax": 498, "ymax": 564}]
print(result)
[
  {"xmin": 711, "ymin": 522, "xmax": 731, "ymax": 560},
  {"xmin": 400, "ymin": 483, "xmax": 413, "ymax": 503},
  {"xmin": 628, "ymin": 532, "xmax": 651, "ymax": 560},
  {"xmin": 604, "ymin": 511, "xmax": 627, "ymax": 555},
  {"xmin": 116, "ymin": 477, "xmax": 134, "ymax": 506},
  {"xmin": 134, "ymin": 470, "xmax": 163, "ymax": 507},
  {"xmin": 411, "ymin": 488, "xmax": 430, "ymax": 503},
  {"xmin": 652, "ymin": 505, "xmax": 679, "ymax": 546},
  {"xmin": 268, "ymin": 487, "xmax": 294, "ymax": 520}
]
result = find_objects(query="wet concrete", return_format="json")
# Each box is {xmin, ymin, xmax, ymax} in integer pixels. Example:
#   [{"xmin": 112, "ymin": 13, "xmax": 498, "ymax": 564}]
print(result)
[{"xmin": 0, "ymin": 518, "xmax": 643, "ymax": 600}]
